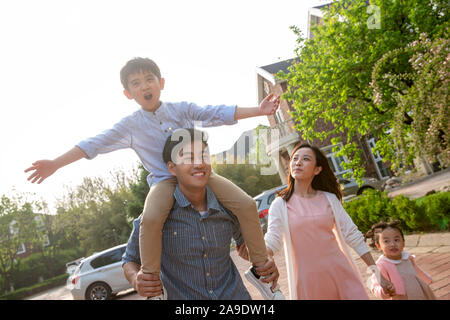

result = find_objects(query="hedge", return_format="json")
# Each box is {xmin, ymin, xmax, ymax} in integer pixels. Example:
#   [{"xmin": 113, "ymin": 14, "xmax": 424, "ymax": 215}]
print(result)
[
  {"xmin": 343, "ymin": 190, "xmax": 450, "ymax": 234},
  {"xmin": 10, "ymin": 247, "xmax": 84, "ymax": 291},
  {"xmin": 0, "ymin": 273, "xmax": 69, "ymax": 300}
]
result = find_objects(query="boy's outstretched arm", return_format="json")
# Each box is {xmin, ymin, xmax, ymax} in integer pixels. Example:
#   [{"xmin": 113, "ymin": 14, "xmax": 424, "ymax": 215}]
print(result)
[
  {"xmin": 24, "ymin": 146, "xmax": 87, "ymax": 184},
  {"xmin": 234, "ymin": 93, "xmax": 280, "ymax": 120}
]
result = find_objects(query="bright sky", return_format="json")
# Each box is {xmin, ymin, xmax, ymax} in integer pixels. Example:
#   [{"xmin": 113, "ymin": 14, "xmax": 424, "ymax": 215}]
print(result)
[{"xmin": 0, "ymin": 0, "xmax": 326, "ymax": 213}]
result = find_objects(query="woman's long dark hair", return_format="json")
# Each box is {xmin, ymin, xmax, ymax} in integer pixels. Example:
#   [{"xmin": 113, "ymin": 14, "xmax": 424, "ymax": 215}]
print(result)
[{"xmin": 278, "ymin": 143, "xmax": 343, "ymax": 202}]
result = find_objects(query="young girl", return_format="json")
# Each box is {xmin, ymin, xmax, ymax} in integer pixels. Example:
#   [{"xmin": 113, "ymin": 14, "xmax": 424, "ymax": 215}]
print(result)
[
  {"xmin": 252, "ymin": 143, "xmax": 394, "ymax": 299},
  {"xmin": 365, "ymin": 220, "xmax": 437, "ymax": 300}
]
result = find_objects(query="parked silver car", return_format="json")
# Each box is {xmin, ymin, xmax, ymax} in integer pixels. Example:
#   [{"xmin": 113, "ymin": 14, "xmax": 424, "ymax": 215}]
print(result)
[
  {"xmin": 254, "ymin": 185, "xmax": 287, "ymax": 234},
  {"xmin": 339, "ymin": 177, "xmax": 383, "ymax": 197},
  {"xmin": 67, "ymin": 244, "xmax": 132, "ymax": 300}
]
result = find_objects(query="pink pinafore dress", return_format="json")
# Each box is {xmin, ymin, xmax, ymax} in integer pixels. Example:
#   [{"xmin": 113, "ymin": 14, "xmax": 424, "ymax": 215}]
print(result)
[{"xmin": 287, "ymin": 191, "xmax": 368, "ymax": 300}]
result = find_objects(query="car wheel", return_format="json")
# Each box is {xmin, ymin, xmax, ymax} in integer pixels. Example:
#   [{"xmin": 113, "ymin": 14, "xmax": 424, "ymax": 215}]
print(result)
[
  {"xmin": 86, "ymin": 282, "xmax": 112, "ymax": 300},
  {"xmin": 357, "ymin": 186, "xmax": 374, "ymax": 196}
]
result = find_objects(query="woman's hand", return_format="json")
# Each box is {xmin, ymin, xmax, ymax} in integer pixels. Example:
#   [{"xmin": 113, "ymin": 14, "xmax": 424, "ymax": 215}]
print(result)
[{"xmin": 379, "ymin": 275, "xmax": 396, "ymax": 296}]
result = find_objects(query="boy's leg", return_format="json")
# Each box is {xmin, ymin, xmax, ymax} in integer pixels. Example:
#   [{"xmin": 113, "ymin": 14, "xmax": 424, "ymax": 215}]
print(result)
[
  {"xmin": 207, "ymin": 173, "xmax": 268, "ymax": 265},
  {"xmin": 139, "ymin": 177, "xmax": 177, "ymax": 275}
]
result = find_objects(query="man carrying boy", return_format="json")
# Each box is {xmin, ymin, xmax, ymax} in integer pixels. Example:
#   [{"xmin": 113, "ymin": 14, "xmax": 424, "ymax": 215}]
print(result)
[
  {"xmin": 25, "ymin": 57, "xmax": 283, "ymax": 299},
  {"xmin": 122, "ymin": 128, "xmax": 282, "ymax": 299}
]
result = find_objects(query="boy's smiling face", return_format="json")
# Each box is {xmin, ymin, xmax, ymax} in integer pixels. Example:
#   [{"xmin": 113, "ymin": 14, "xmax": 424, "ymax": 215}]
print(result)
[{"xmin": 123, "ymin": 70, "xmax": 165, "ymax": 112}]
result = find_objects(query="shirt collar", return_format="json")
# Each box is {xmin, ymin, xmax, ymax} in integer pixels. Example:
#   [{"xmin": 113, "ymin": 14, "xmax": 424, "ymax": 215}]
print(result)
[
  {"xmin": 139, "ymin": 101, "xmax": 165, "ymax": 117},
  {"xmin": 173, "ymin": 185, "xmax": 223, "ymax": 214},
  {"xmin": 381, "ymin": 251, "xmax": 409, "ymax": 264}
]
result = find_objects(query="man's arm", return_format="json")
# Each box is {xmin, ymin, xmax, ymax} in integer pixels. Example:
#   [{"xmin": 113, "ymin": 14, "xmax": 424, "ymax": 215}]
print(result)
[
  {"xmin": 121, "ymin": 216, "xmax": 163, "ymax": 298},
  {"xmin": 234, "ymin": 93, "xmax": 280, "ymax": 120},
  {"xmin": 24, "ymin": 146, "xmax": 87, "ymax": 184}
]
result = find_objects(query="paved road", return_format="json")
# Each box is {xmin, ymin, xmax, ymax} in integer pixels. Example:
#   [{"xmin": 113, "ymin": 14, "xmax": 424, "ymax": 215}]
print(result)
[{"xmin": 388, "ymin": 168, "xmax": 450, "ymax": 199}]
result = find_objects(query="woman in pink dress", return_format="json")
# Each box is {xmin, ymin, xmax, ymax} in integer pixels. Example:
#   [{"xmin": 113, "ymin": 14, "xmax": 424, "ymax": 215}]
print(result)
[{"xmin": 262, "ymin": 143, "xmax": 394, "ymax": 300}]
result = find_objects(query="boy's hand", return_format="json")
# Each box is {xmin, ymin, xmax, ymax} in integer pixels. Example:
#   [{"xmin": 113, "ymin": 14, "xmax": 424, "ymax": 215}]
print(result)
[
  {"xmin": 259, "ymin": 93, "xmax": 280, "ymax": 116},
  {"xmin": 24, "ymin": 160, "xmax": 58, "ymax": 184}
]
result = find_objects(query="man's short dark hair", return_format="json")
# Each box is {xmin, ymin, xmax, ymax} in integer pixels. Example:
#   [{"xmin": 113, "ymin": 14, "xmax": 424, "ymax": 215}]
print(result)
[
  {"xmin": 120, "ymin": 57, "xmax": 161, "ymax": 90},
  {"xmin": 162, "ymin": 128, "xmax": 209, "ymax": 164}
]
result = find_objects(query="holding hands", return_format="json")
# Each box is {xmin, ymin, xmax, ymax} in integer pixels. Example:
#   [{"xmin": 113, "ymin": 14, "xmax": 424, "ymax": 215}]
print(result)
[
  {"xmin": 236, "ymin": 242, "xmax": 279, "ymax": 291},
  {"xmin": 380, "ymin": 276, "xmax": 396, "ymax": 296}
]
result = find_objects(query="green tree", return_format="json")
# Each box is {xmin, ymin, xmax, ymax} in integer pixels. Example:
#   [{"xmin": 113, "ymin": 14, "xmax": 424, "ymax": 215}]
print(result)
[
  {"xmin": 279, "ymin": 0, "xmax": 449, "ymax": 180},
  {"xmin": 0, "ymin": 195, "xmax": 45, "ymax": 293},
  {"xmin": 125, "ymin": 165, "xmax": 150, "ymax": 220},
  {"xmin": 55, "ymin": 170, "xmax": 135, "ymax": 255},
  {"xmin": 212, "ymin": 162, "xmax": 282, "ymax": 197},
  {"xmin": 372, "ymin": 32, "xmax": 449, "ymax": 171}
]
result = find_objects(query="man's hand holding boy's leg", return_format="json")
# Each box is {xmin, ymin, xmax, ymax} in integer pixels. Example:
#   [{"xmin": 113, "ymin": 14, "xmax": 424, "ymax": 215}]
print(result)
[{"xmin": 135, "ymin": 270, "xmax": 163, "ymax": 298}]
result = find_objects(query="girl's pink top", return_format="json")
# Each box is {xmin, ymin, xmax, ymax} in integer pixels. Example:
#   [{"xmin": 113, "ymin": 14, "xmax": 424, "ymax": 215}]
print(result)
[
  {"xmin": 370, "ymin": 252, "xmax": 436, "ymax": 300},
  {"xmin": 287, "ymin": 191, "xmax": 368, "ymax": 299}
]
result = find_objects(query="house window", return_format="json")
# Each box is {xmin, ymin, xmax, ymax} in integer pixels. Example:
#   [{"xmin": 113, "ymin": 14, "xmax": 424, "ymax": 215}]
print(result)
[
  {"xmin": 10, "ymin": 221, "xmax": 19, "ymax": 235},
  {"xmin": 42, "ymin": 234, "xmax": 50, "ymax": 247},
  {"xmin": 17, "ymin": 243, "xmax": 26, "ymax": 255},
  {"xmin": 263, "ymin": 81, "xmax": 270, "ymax": 95},
  {"xmin": 322, "ymin": 144, "xmax": 350, "ymax": 179},
  {"xmin": 367, "ymin": 138, "xmax": 390, "ymax": 178},
  {"xmin": 274, "ymin": 108, "xmax": 284, "ymax": 124}
]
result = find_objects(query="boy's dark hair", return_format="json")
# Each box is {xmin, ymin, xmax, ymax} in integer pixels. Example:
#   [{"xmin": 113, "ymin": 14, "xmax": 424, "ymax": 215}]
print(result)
[
  {"xmin": 364, "ymin": 220, "xmax": 405, "ymax": 249},
  {"xmin": 120, "ymin": 57, "xmax": 161, "ymax": 90},
  {"xmin": 162, "ymin": 128, "xmax": 209, "ymax": 164}
]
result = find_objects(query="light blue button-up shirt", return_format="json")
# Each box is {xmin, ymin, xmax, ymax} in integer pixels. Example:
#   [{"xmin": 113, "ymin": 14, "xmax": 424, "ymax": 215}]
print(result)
[
  {"xmin": 77, "ymin": 101, "xmax": 237, "ymax": 186},
  {"xmin": 122, "ymin": 185, "xmax": 251, "ymax": 300}
]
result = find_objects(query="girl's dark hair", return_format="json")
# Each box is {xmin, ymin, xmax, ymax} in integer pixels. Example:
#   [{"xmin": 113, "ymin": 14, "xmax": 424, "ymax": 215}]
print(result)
[
  {"xmin": 364, "ymin": 220, "xmax": 405, "ymax": 249},
  {"xmin": 120, "ymin": 57, "xmax": 161, "ymax": 90},
  {"xmin": 277, "ymin": 143, "xmax": 342, "ymax": 202}
]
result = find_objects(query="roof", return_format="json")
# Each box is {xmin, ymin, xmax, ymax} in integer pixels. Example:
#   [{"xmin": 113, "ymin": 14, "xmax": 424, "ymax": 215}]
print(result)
[
  {"xmin": 259, "ymin": 58, "xmax": 299, "ymax": 75},
  {"xmin": 312, "ymin": 2, "xmax": 333, "ymax": 9},
  {"xmin": 312, "ymin": 0, "xmax": 370, "ymax": 10},
  {"xmin": 256, "ymin": 58, "xmax": 300, "ymax": 84}
]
